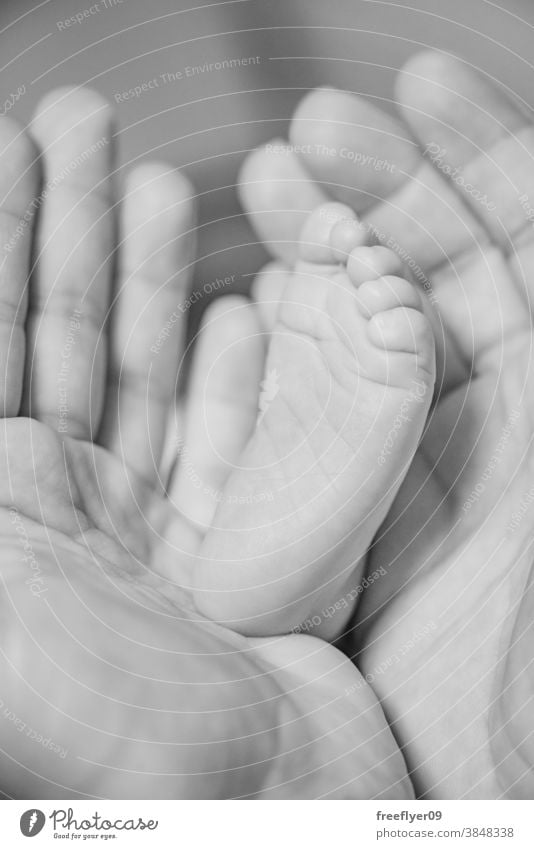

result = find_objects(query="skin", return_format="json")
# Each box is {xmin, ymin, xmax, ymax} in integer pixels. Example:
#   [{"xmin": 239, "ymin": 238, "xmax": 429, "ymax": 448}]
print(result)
[
  {"xmin": 0, "ymin": 87, "xmax": 410, "ymax": 798},
  {"xmin": 239, "ymin": 51, "xmax": 534, "ymax": 799},
  {"xmin": 193, "ymin": 211, "xmax": 435, "ymax": 640},
  {"xmin": 2, "ymin": 49, "xmax": 533, "ymax": 800}
]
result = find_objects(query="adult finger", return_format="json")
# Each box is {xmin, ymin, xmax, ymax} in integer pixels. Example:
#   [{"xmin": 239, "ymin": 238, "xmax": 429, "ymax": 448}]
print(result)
[
  {"xmin": 238, "ymin": 140, "xmax": 328, "ymax": 264},
  {"xmin": 395, "ymin": 51, "xmax": 532, "ymax": 371},
  {"xmin": 0, "ymin": 119, "xmax": 39, "ymax": 416},
  {"xmin": 25, "ymin": 86, "xmax": 115, "ymax": 438},
  {"xmin": 98, "ymin": 162, "xmax": 195, "ymax": 486}
]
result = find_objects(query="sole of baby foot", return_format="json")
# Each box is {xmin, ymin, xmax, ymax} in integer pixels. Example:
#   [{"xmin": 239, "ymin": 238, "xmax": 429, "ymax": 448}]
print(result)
[{"xmin": 192, "ymin": 205, "xmax": 435, "ymax": 639}]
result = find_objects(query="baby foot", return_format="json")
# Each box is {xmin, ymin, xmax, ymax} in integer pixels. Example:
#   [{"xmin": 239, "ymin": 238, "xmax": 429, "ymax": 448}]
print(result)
[{"xmin": 194, "ymin": 202, "xmax": 435, "ymax": 638}]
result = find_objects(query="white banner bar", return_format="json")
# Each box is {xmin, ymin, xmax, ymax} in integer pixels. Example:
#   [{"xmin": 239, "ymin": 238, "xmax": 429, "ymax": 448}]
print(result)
[{"xmin": 1, "ymin": 800, "xmax": 533, "ymax": 848}]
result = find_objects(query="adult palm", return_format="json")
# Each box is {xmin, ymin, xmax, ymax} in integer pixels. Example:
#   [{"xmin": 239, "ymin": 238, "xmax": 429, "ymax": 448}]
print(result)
[{"xmin": 239, "ymin": 51, "xmax": 534, "ymax": 798}]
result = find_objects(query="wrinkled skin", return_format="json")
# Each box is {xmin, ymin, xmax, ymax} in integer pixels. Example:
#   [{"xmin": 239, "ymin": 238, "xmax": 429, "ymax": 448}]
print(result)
[
  {"xmin": 0, "ymin": 87, "xmax": 410, "ymax": 798},
  {"xmin": 239, "ymin": 51, "xmax": 534, "ymax": 798}
]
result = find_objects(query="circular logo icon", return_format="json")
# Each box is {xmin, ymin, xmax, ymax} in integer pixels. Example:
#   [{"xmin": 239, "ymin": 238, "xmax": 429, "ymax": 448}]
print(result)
[{"xmin": 20, "ymin": 810, "xmax": 46, "ymax": 837}]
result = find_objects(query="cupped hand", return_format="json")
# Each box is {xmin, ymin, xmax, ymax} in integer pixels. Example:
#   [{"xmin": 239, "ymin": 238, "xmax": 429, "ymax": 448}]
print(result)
[
  {"xmin": 0, "ymin": 87, "xmax": 411, "ymax": 799},
  {"xmin": 239, "ymin": 51, "xmax": 534, "ymax": 799}
]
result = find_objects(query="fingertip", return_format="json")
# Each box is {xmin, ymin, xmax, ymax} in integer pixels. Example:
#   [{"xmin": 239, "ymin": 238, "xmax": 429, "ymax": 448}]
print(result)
[
  {"xmin": 299, "ymin": 202, "xmax": 355, "ymax": 263},
  {"xmin": 31, "ymin": 85, "xmax": 114, "ymax": 142},
  {"xmin": 396, "ymin": 49, "xmax": 525, "ymax": 155},
  {"xmin": 238, "ymin": 139, "xmax": 294, "ymax": 204},
  {"xmin": 124, "ymin": 162, "xmax": 196, "ymax": 228},
  {"xmin": 289, "ymin": 85, "xmax": 418, "ymax": 209},
  {"xmin": 330, "ymin": 216, "xmax": 369, "ymax": 261},
  {"xmin": 238, "ymin": 140, "xmax": 326, "ymax": 262},
  {"xmin": 198, "ymin": 294, "xmax": 261, "ymax": 350},
  {"xmin": 0, "ymin": 115, "xmax": 37, "ymax": 163},
  {"xmin": 399, "ymin": 49, "xmax": 455, "ymax": 85},
  {"xmin": 238, "ymin": 139, "xmax": 316, "ymax": 211},
  {"xmin": 290, "ymin": 87, "xmax": 356, "ymax": 149}
]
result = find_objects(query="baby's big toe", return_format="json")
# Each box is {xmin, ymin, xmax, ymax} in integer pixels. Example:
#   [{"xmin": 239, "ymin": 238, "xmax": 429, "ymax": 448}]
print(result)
[
  {"xmin": 299, "ymin": 201, "xmax": 368, "ymax": 264},
  {"xmin": 369, "ymin": 305, "xmax": 432, "ymax": 354}
]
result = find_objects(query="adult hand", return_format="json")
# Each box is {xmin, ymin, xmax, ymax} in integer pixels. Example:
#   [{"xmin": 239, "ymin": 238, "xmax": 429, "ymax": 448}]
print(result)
[
  {"xmin": 0, "ymin": 88, "xmax": 411, "ymax": 799},
  {"xmin": 239, "ymin": 51, "xmax": 534, "ymax": 799}
]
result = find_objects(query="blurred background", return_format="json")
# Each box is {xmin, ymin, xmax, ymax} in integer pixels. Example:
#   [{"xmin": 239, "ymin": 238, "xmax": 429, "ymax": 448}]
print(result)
[{"xmin": 2, "ymin": 0, "xmax": 533, "ymax": 332}]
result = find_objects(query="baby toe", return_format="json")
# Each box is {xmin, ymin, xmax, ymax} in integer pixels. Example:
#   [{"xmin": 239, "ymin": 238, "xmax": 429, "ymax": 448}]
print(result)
[
  {"xmin": 358, "ymin": 275, "xmax": 423, "ymax": 317},
  {"xmin": 299, "ymin": 201, "xmax": 356, "ymax": 263},
  {"xmin": 368, "ymin": 306, "xmax": 435, "ymax": 365},
  {"xmin": 329, "ymin": 216, "xmax": 369, "ymax": 261},
  {"xmin": 347, "ymin": 245, "xmax": 403, "ymax": 286}
]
